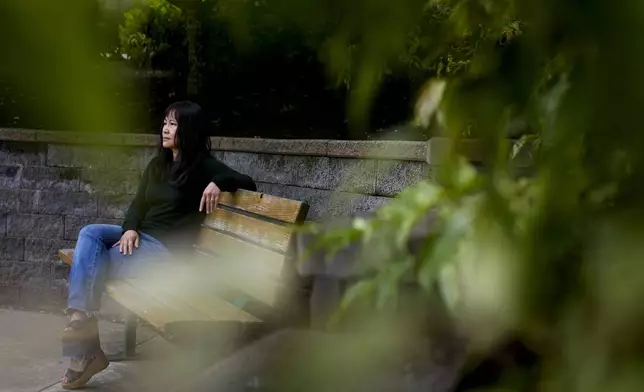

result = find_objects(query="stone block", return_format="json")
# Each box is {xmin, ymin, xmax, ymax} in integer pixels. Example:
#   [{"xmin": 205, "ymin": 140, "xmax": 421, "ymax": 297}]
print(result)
[
  {"xmin": 36, "ymin": 130, "xmax": 123, "ymax": 145},
  {"xmin": 254, "ymin": 156, "xmax": 378, "ymax": 193},
  {"xmin": 7, "ymin": 213, "xmax": 64, "ymax": 238},
  {"xmin": 323, "ymin": 192, "xmax": 359, "ymax": 219},
  {"xmin": 0, "ymin": 165, "xmax": 21, "ymax": 189},
  {"xmin": 0, "ymin": 286, "xmax": 20, "ymax": 305},
  {"xmin": 47, "ymin": 145, "xmax": 140, "ymax": 170},
  {"xmin": 375, "ymin": 160, "xmax": 432, "ymax": 197},
  {"xmin": 45, "ymin": 144, "xmax": 75, "ymax": 168},
  {"xmin": 0, "ymin": 141, "xmax": 46, "ymax": 166},
  {"xmin": 98, "ymin": 147, "xmax": 142, "ymax": 171},
  {"xmin": 0, "ymin": 128, "xmax": 37, "ymax": 141},
  {"xmin": 98, "ymin": 193, "xmax": 133, "ymax": 219},
  {"xmin": 80, "ymin": 168, "xmax": 140, "ymax": 195},
  {"xmin": 121, "ymin": 133, "xmax": 158, "ymax": 147},
  {"xmin": 0, "ymin": 189, "xmax": 38, "ymax": 213},
  {"xmin": 0, "ymin": 190, "xmax": 20, "ymax": 213},
  {"xmin": 327, "ymin": 139, "xmax": 426, "ymax": 161},
  {"xmin": 37, "ymin": 190, "xmax": 97, "ymax": 216},
  {"xmin": 221, "ymin": 152, "xmax": 334, "ymax": 188},
  {"xmin": 210, "ymin": 136, "xmax": 223, "ymax": 149},
  {"xmin": 64, "ymin": 216, "xmax": 121, "ymax": 240},
  {"xmin": 219, "ymin": 137, "xmax": 329, "ymax": 156},
  {"xmin": 257, "ymin": 183, "xmax": 354, "ymax": 221},
  {"xmin": 350, "ymin": 195, "xmax": 391, "ymax": 214},
  {"xmin": 289, "ymin": 156, "xmax": 332, "ymax": 189},
  {"xmin": 0, "ymin": 237, "xmax": 24, "ymax": 261},
  {"xmin": 20, "ymin": 166, "xmax": 80, "ymax": 191},
  {"xmin": 253, "ymin": 154, "xmax": 302, "ymax": 185},
  {"xmin": 218, "ymin": 152, "xmax": 262, "ymax": 181},
  {"xmin": 140, "ymin": 147, "xmax": 157, "ymax": 171},
  {"xmin": 24, "ymin": 238, "xmax": 76, "ymax": 262},
  {"xmin": 327, "ymin": 158, "xmax": 377, "ymax": 194},
  {"xmin": 19, "ymin": 284, "xmax": 67, "ymax": 312},
  {"xmin": 0, "ymin": 213, "xmax": 6, "ymax": 236},
  {"xmin": 0, "ymin": 261, "xmax": 48, "ymax": 287}
]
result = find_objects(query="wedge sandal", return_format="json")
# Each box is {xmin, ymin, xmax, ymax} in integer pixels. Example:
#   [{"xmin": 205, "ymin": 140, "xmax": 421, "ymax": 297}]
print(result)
[{"xmin": 61, "ymin": 350, "xmax": 109, "ymax": 390}]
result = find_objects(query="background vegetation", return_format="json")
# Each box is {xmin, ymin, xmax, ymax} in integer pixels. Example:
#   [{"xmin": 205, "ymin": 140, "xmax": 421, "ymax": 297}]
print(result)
[
  {"xmin": 305, "ymin": 0, "xmax": 644, "ymax": 390},
  {"xmin": 0, "ymin": 0, "xmax": 514, "ymax": 139}
]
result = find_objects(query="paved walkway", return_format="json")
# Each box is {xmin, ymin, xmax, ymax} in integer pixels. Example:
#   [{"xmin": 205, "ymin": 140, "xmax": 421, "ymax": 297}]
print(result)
[
  {"xmin": 0, "ymin": 308, "xmax": 206, "ymax": 392},
  {"xmin": 0, "ymin": 308, "xmax": 463, "ymax": 392}
]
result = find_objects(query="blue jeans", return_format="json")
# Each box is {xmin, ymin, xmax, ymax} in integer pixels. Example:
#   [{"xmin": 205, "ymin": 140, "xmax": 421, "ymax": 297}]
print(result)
[
  {"xmin": 64, "ymin": 224, "xmax": 170, "ymax": 358},
  {"xmin": 67, "ymin": 224, "xmax": 171, "ymax": 315}
]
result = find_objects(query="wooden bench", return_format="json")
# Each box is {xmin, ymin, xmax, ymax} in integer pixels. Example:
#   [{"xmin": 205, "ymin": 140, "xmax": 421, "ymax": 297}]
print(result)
[{"xmin": 58, "ymin": 189, "xmax": 309, "ymax": 358}]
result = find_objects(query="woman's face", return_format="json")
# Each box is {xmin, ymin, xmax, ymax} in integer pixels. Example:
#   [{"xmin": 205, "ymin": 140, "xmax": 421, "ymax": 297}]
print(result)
[{"xmin": 162, "ymin": 112, "xmax": 178, "ymax": 150}]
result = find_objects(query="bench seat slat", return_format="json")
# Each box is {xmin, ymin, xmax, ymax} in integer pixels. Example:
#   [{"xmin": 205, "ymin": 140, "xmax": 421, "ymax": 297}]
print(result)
[
  {"xmin": 192, "ymin": 251, "xmax": 281, "ymax": 308},
  {"xmin": 60, "ymin": 237, "xmax": 283, "ymax": 309},
  {"xmin": 59, "ymin": 249, "xmax": 74, "ymax": 266},
  {"xmin": 105, "ymin": 280, "xmax": 210, "ymax": 333},
  {"xmin": 219, "ymin": 190, "xmax": 305, "ymax": 223},
  {"xmin": 111, "ymin": 277, "xmax": 211, "ymax": 322},
  {"xmin": 156, "ymin": 285, "xmax": 261, "ymax": 324},
  {"xmin": 124, "ymin": 276, "xmax": 261, "ymax": 324},
  {"xmin": 61, "ymin": 250, "xmax": 263, "ymax": 326}
]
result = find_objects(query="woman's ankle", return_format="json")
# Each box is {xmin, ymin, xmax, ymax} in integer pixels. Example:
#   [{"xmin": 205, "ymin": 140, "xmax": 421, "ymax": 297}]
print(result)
[
  {"xmin": 69, "ymin": 311, "xmax": 88, "ymax": 321},
  {"xmin": 66, "ymin": 308, "xmax": 97, "ymax": 320}
]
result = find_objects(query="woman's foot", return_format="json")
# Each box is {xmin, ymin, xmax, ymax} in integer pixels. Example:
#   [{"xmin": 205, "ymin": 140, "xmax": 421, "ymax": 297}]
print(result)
[{"xmin": 61, "ymin": 350, "xmax": 109, "ymax": 390}]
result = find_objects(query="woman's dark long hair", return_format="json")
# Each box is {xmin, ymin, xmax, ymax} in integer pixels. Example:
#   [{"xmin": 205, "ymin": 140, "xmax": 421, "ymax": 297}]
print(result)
[{"xmin": 153, "ymin": 101, "xmax": 211, "ymax": 186}]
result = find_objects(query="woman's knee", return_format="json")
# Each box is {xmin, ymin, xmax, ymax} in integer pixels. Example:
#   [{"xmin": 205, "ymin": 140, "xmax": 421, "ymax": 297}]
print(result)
[
  {"xmin": 79, "ymin": 224, "xmax": 102, "ymax": 238},
  {"xmin": 78, "ymin": 224, "xmax": 120, "ymax": 240}
]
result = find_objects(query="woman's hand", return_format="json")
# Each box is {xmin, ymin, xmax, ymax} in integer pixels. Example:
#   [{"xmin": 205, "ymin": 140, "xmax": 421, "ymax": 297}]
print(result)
[
  {"xmin": 113, "ymin": 230, "xmax": 139, "ymax": 256},
  {"xmin": 200, "ymin": 182, "xmax": 221, "ymax": 214}
]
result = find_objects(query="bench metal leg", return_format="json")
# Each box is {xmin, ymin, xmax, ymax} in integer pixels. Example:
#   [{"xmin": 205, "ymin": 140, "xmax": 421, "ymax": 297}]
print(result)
[
  {"xmin": 124, "ymin": 311, "xmax": 137, "ymax": 357},
  {"xmin": 107, "ymin": 311, "xmax": 137, "ymax": 362}
]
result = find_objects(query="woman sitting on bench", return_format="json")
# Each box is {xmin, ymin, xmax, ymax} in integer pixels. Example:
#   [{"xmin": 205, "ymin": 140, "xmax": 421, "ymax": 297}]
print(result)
[{"xmin": 60, "ymin": 101, "xmax": 257, "ymax": 389}]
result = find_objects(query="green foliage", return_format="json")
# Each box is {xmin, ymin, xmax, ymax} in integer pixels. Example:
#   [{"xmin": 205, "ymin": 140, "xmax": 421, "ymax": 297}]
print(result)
[
  {"xmin": 216, "ymin": 0, "xmax": 520, "ymax": 132},
  {"xmin": 0, "ymin": 0, "xmax": 130, "ymax": 132},
  {"xmin": 109, "ymin": 0, "xmax": 524, "ymax": 137},
  {"xmin": 297, "ymin": 0, "xmax": 644, "ymax": 389},
  {"xmin": 119, "ymin": 0, "xmax": 185, "ymax": 69}
]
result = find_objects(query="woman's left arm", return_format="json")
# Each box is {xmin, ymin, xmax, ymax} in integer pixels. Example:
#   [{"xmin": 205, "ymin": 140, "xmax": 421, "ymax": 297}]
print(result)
[
  {"xmin": 205, "ymin": 157, "xmax": 257, "ymax": 192},
  {"xmin": 200, "ymin": 157, "xmax": 257, "ymax": 213}
]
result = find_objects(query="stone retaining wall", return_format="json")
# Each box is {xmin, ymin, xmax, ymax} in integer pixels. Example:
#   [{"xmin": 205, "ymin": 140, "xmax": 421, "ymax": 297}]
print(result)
[{"xmin": 1, "ymin": 128, "xmax": 458, "ymax": 310}]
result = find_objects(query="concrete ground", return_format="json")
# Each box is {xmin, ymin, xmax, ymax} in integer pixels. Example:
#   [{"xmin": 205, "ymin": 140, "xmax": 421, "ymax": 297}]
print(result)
[
  {"xmin": 0, "ymin": 308, "xmax": 463, "ymax": 392},
  {"xmin": 0, "ymin": 308, "xmax": 213, "ymax": 392}
]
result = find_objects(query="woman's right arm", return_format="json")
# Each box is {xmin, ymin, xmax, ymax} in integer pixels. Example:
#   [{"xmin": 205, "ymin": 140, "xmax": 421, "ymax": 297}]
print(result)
[{"xmin": 121, "ymin": 160, "xmax": 153, "ymax": 234}]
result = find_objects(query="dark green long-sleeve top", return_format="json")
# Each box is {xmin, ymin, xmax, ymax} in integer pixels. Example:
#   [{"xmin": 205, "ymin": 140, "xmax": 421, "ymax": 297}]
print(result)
[{"xmin": 122, "ymin": 155, "xmax": 256, "ymax": 251}]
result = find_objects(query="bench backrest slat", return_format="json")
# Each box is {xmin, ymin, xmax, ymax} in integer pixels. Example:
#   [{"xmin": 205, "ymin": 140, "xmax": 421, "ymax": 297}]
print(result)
[
  {"xmin": 218, "ymin": 191, "xmax": 306, "ymax": 223},
  {"xmin": 195, "ymin": 228, "xmax": 284, "ymax": 281},
  {"xmin": 195, "ymin": 189, "xmax": 308, "ymax": 310},
  {"xmin": 203, "ymin": 209, "xmax": 293, "ymax": 253}
]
